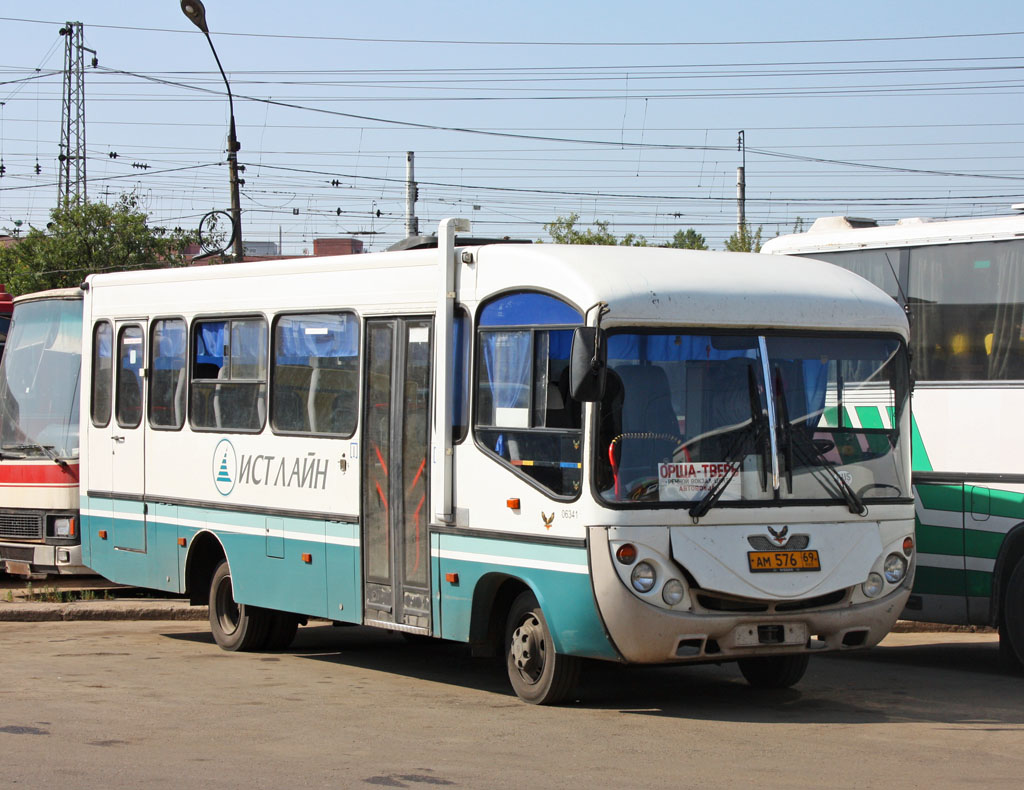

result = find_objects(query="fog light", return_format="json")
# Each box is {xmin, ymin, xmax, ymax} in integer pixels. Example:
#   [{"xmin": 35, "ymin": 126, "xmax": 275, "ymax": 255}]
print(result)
[
  {"xmin": 57, "ymin": 549, "xmax": 71, "ymax": 563},
  {"xmin": 631, "ymin": 561, "xmax": 656, "ymax": 593},
  {"xmin": 862, "ymin": 572, "xmax": 884, "ymax": 598},
  {"xmin": 884, "ymin": 553, "xmax": 907, "ymax": 584},
  {"xmin": 662, "ymin": 579, "xmax": 685, "ymax": 606}
]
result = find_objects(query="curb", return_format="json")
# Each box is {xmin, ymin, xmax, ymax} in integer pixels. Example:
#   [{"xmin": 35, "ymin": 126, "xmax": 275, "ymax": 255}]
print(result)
[{"xmin": 0, "ymin": 600, "xmax": 208, "ymax": 622}]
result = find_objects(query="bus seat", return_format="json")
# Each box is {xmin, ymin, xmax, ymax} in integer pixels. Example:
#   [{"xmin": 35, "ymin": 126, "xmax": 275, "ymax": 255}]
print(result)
[{"xmin": 609, "ymin": 364, "xmax": 679, "ymax": 486}]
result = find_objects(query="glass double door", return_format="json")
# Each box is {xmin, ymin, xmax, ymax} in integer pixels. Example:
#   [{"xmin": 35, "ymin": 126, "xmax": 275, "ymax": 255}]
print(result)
[{"xmin": 361, "ymin": 318, "xmax": 433, "ymax": 632}]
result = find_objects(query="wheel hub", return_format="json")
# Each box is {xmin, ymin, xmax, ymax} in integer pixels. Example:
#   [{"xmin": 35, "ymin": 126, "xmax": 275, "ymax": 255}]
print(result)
[{"xmin": 511, "ymin": 615, "xmax": 544, "ymax": 682}]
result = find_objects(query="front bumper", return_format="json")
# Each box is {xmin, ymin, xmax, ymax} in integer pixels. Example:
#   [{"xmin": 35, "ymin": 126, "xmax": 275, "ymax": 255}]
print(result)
[
  {"xmin": 0, "ymin": 542, "xmax": 90, "ymax": 577},
  {"xmin": 590, "ymin": 527, "xmax": 911, "ymax": 664}
]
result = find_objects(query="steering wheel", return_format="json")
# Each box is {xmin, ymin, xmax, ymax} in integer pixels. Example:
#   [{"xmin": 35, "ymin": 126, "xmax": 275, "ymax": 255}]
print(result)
[
  {"xmin": 608, "ymin": 432, "xmax": 689, "ymax": 500},
  {"xmin": 856, "ymin": 482, "xmax": 903, "ymax": 498}
]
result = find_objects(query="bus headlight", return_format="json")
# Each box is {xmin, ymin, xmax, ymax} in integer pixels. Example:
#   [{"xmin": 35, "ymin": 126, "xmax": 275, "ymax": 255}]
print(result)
[
  {"xmin": 52, "ymin": 517, "xmax": 76, "ymax": 538},
  {"xmin": 884, "ymin": 553, "xmax": 908, "ymax": 584},
  {"xmin": 631, "ymin": 562, "xmax": 656, "ymax": 593},
  {"xmin": 862, "ymin": 573, "xmax": 884, "ymax": 598},
  {"xmin": 662, "ymin": 579, "xmax": 685, "ymax": 606}
]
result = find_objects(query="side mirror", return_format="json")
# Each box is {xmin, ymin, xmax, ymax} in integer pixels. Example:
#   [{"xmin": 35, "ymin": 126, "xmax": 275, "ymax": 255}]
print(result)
[{"xmin": 569, "ymin": 326, "xmax": 607, "ymax": 402}]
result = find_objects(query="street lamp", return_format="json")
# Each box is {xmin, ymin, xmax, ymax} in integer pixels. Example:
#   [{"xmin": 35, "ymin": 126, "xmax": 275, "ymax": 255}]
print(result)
[{"xmin": 181, "ymin": 0, "xmax": 244, "ymax": 261}]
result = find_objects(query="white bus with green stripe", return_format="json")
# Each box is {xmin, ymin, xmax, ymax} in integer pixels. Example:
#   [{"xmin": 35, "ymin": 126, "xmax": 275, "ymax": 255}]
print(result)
[
  {"xmin": 80, "ymin": 218, "xmax": 914, "ymax": 704},
  {"xmin": 763, "ymin": 211, "xmax": 1024, "ymax": 670}
]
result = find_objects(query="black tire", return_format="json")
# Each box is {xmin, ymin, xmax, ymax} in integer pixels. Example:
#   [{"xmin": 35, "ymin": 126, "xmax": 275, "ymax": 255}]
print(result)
[
  {"xmin": 505, "ymin": 591, "xmax": 581, "ymax": 705},
  {"xmin": 263, "ymin": 611, "xmax": 300, "ymax": 651},
  {"xmin": 1001, "ymin": 559, "xmax": 1024, "ymax": 671},
  {"xmin": 737, "ymin": 654, "xmax": 810, "ymax": 689},
  {"xmin": 208, "ymin": 560, "xmax": 270, "ymax": 651}
]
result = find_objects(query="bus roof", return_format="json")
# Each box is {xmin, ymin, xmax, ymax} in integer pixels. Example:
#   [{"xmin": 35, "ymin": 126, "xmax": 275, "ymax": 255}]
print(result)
[
  {"xmin": 762, "ymin": 213, "xmax": 1024, "ymax": 256},
  {"xmin": 13, "ymin": 287, "xmax": 84, "ymax": 305},
  {"xmin": 85, "ymin": 239, "xmax": 908, "ymax": 338}
]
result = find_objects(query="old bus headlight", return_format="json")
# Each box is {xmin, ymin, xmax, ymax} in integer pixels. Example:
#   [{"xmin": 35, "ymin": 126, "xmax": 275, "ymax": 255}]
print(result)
[
  {"xmin": 662, "ymin": 579, "xmax": 685, "ymax": 606},
  {"xmin": 884, "ymin": 553, "xmax": 908, "ymax": 584},
  {"xmin": 631, "ymin": 562, "xmax": 656, "ymax": 593},
  {"xmin": 862, "ymin": 573, "xmax": 884, "ymax": 598},
  {"xmin": 52, "ymin": 517, "xmax": 76, "ymax": 538}
]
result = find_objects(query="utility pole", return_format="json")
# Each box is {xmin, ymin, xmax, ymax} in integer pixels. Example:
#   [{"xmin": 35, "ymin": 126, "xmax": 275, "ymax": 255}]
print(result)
[
  {"xmin": 736, "ymin": 130, "xmax": 746, "ymax": 237},
  {"xmin": 405, "ymin": 151, "xmax": 419, "ymax": 238},
  {"xmin": 58, "ymin": 22, "xmax": 96, "ymax": 208}
]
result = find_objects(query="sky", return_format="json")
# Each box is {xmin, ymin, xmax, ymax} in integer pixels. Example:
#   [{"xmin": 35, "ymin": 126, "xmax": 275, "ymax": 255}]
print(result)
[{"xmin": 2, "ymin": 1, "xmax": 1024, "ymax": 253}]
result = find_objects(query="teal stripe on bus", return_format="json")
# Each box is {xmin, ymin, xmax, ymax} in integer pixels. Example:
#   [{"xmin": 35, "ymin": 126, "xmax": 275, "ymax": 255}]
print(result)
[{"xmin": 434, "ymin": 532, "xmax": 618, "ymax": 661}]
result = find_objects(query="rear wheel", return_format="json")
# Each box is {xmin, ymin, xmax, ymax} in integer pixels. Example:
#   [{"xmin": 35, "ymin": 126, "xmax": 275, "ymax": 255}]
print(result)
[
  {"xmin": 264, "ymin": 611, "xmax": 300, "ymax": 651},
  {"xmin": 1001, "ymin": 559, "xmax": 1024, "ymax": 672},
  {"xmin": 738, "ymin": 654, "xmax": 810, "ymax": 689},
  {"xmin": 505, "ymin": 591, "xmax": 580, "ymax": 705},
  {"xmin": 208, "ymin": 560, "xmax": 271, "ymax": 651}
]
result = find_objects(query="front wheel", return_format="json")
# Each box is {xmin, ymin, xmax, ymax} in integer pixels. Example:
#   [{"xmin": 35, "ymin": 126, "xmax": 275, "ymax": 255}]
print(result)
[
  {"xmin": 737, "ymin": 654, "xmax": 810, "ymax": 689},
  {"xmin": 208, "ymin": 560, "xmax": 271, "ymax": 651},
  {"xmin": 505, "ymin": 591, "xmax": 580, "ymax": 705}
]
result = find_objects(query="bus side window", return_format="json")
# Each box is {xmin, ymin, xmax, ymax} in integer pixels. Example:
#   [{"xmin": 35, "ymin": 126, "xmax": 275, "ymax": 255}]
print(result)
[
  {"xmin": 474, "ymin": 292, "xmax": 583, "ymax": 498},
  {"xmin": 190, "ymin": 317, "xmax": 268, "ymax": 432},
  {"xmin": 149, "ymin": 318, "xmax": 187, "ymax": 430},
  {"xmin": 115, "ymin": 325, "xmax": 145, "ymax": 429},
  {"xmin": 271, "ymin": 312, "xmax": 359, "ymax": 437},
  {"xmin": 91, "ymin": 321, "xmax": 113, "ymax": 427}
]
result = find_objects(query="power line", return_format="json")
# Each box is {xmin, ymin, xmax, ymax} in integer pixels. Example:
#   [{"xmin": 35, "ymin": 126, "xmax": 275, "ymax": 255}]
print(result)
[{"xmin": 3, "ymin": 16, "xmax": 1024, "ymax": 47}]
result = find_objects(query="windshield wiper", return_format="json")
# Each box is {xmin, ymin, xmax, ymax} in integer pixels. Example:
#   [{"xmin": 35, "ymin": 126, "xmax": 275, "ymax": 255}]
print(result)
[
  {"xmin": 689, "ymin": 366, "xmax": 767, "ymax": 519},
  {"xmin": 775, "ymin": 413, "xmax": 866, "ymax": 515},
  {"xmin": 1, "ymin": 442, "xmax": 71, "ymax": 471}
]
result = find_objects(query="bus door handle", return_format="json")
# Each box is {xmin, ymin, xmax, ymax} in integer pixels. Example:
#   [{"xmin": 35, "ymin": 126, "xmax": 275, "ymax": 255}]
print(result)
[{"xmin": 112, "ymin": 435, "xmax": 126, "ymax": 444}]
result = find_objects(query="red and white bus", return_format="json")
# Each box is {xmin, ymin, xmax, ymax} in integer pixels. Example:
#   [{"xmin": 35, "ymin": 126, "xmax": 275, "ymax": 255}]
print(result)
[
  {"xmin": 0, "ymin": 288, "xmax": 86, "ymax": 577},
  {"xmin": 0, "ymin": 284, "xmax": 13, "ymax": 360}
]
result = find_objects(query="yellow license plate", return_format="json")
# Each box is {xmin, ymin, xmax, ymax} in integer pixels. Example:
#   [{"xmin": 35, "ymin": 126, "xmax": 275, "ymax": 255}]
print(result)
[{"xmin": 747, "ymin": 550, "xmax": 821, "ymax": 573}]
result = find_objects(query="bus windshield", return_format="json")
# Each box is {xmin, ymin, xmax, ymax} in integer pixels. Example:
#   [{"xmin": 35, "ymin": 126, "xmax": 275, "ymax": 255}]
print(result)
[
  {"xmin": 0, "ymin": 298, "xmax": 83, "ymax": 459},
  {"xmin": 596, "ymin": 331, "xmax": 909, "ymax": 508}
]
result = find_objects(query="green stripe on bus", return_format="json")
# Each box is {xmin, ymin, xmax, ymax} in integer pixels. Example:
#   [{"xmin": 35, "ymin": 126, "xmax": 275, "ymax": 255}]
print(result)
[
  {"xmin": 916, "ymin": 523, "xmax": 964, "ymax": 555},
  {"xmin": 916, "ymin": 483, "xmax": 963, "ymax": 512},
  {"xmin": 964, "ymin": 529, "xmax": 1004, "ymax": 560},
  {"xmin": 988, "ymin": 487, "xmax": 1024, "ymax": 521},
  {"xmin": 966, "ymin": 570, "xmax": 993, "ymax": 598},
  {"xmin": 910, "ymin": 415, "xmax": 933, "ymax": 472},
  {"xmin": 854, "ymin": 406, "xmax": 890, "ymax": 454},
  {"xmin": 913, "ymin": 565, "xmax": 966, "ymax": 596}
]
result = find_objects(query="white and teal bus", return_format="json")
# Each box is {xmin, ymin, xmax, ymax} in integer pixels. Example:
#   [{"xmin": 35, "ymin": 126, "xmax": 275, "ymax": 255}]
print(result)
[
  {"xmin": 763, "ymin": 211, "xmax": 1024, "ymax": 669},
  {"xmin": 80, "ymin": 218, "xmax": 914, "ymax": 703}
]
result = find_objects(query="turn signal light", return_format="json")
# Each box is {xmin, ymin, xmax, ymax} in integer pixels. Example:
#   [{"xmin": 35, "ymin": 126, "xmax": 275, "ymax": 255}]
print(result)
[
  {"xmin": 615, "ymin": 543, "xmax": 638, "ymax": 565},
  {"xmin": 903, "ymin": 536, "xmax": 914, "ymax": 556},
  {"xmin": 506, "ymin": 498, "xmax": 520, "ymax": 510}
]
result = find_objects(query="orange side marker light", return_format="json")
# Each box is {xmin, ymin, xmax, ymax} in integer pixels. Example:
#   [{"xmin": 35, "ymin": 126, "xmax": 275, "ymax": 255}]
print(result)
[
  {"xmin": 506, "ymin": 498, "xmax": 520, "ymax": 510},
  {"xmin": 301, "ymin": 553, "xmax": 313, "ymax": 564},
  {"xmin": 445, "ymin": 572, "xmax": 459, "ymax": 584},
  {"xmin": 177, "ymin": 537, "xmax": 187, "ymax": 547},
  {"xmin": 98, "ymin": 530, "xmax": 108, "ymax": 540}
]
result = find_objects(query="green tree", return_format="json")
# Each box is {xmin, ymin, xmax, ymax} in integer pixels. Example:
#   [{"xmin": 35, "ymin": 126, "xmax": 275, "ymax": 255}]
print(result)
[
  {"xmin": 0, "ymin": 194, "xmax": 200, "ymax": 296},
  {"xmin": 664, "ymin": 228, "xmax": 708, "ymax": 250},
  {"xmin": 542, "ymin": 213, "xmax": 647, "ymax": 246},
  {"xmin": 724, "ymin": 224, "xmax": 764, "ymax": 253}
]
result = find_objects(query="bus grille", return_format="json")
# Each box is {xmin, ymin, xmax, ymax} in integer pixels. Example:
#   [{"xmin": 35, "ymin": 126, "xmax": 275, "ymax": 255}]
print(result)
[
  {"xmin": 0, "ymin": 511, "xmax": 43, "ymax": 540},
  {"xmin": 695, "ymin": 588, "xmax": 848, "ymax": 614}
]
